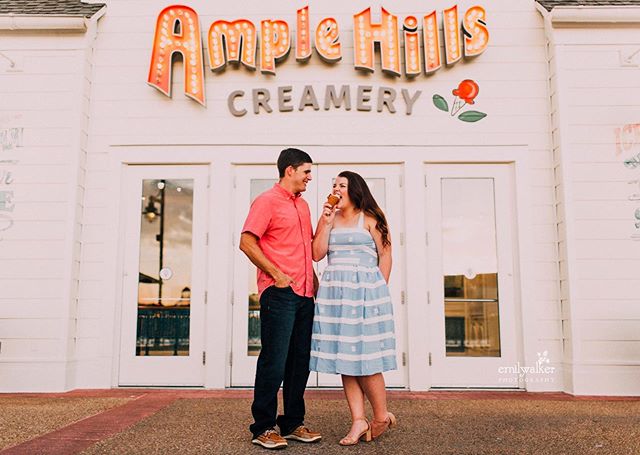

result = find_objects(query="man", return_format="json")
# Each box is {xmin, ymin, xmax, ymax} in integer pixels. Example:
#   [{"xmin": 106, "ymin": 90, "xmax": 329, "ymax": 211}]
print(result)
[{"xmin": 240, "ymin": 148, "xmax": 322, "ymax": 450}]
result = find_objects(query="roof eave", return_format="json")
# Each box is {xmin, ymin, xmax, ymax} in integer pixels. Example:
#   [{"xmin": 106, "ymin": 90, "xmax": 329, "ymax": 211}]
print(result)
[
  {"xmin": 0, "ymin": 13, "xmax": 91, "ymax": 31},
  {"xmin": 544, "ymin": 6, "xmax": 640, "ymax": 25}
]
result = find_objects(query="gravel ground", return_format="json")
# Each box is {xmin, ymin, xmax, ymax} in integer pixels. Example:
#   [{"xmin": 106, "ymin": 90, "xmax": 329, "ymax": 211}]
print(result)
[
  {"xmin": 0, "ymin": 397, "xmax": 131, "ymax": 450},
  {"xmin": 82, "ymin": 398, "xmax": 640, "ymax": 455}
]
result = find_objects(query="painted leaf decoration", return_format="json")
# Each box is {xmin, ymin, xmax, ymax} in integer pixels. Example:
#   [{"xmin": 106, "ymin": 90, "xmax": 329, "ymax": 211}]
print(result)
[
  {"xmin": 458, "ymin": 111, "xmax": 487, "ymax": 122},
  {"xmin": 432, "ymin": 94, "xmax": 449, "ymax": 112}
]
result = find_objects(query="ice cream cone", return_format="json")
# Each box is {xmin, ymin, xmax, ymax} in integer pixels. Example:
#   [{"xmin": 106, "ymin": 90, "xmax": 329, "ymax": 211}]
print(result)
[{"xmin": 327, "ymin": 193, "xmax": 341, "ymax": 207}]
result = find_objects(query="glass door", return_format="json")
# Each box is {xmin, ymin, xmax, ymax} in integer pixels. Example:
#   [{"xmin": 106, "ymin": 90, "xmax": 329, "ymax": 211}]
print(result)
[
  {"xmin": 119, "ymin": 165, "xmax": 208, "ymax": 386},
  {"xmin": 230, "ymin": 165, "xmax": 282, "ymax": 387},
  {"xmin": 230, "ymin": 164, "xmax": 407, "ymax": 389},
  {"xmin": 315, "ymin": 165, "xmax": 406, "ymax": 388},
  {"xmin": 425, "ymin": 164, "xmax": 521, "ymax": 388}
]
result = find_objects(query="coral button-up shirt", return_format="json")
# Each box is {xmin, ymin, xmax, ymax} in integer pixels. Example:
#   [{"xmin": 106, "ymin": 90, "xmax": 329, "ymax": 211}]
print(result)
[{"xmin": 242, "ymin": 183, "xmax": 314, "ymax": 298}]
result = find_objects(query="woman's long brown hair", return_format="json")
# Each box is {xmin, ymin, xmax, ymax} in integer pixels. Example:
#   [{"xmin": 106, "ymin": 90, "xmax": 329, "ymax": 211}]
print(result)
[{"xmin": 338, "ymin": 171, "xmax": 391, "ymax": 247}]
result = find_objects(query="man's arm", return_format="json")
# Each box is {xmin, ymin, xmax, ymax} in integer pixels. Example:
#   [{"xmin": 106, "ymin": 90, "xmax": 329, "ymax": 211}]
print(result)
[{"xmin": 239, "ymin": 232, "xmax": 294, "ymax": 288}]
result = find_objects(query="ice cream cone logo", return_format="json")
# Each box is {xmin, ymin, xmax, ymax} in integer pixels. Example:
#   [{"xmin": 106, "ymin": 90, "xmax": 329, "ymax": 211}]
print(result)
[
  {"xmin": 432, "ymin": 79, "xmax": 487, "ymax": 122},
  {"xmin": 452, "ymin": 79, "xmax": 479, "ymax": 114}
]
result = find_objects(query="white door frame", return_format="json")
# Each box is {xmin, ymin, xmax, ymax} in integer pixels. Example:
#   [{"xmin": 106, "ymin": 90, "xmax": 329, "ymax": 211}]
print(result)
[
  {"xmin": 315, "ymin": 164, "xmax": 407, "ymax": 388},
  {"xmin": 230, "ymin": 163, "xmax": 408, "ymax": 388},
  {"xmin": 230, "ymin": 165, "xmax": 280, "ymax": 387},
  {"xmin": 230, "ymin": 165, "xmax": 319, "ymax": 387},
  {"xmin": 118, "ymin": 165, "xmax": 209, "ymax": 386},
  {"xmin": 425, "ymin": 163, "xmax": 523, "ymax": 388}
]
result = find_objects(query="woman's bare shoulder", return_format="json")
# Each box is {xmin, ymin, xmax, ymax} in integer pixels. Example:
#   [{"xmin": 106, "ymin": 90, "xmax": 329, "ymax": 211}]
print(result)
[
  {"xmin": 364, "ymin": 212, "xmax": 391, "ymax": 235},
  {"xmin": 363, "ymin": 213, "xmax": 377, "ymax": 230}
]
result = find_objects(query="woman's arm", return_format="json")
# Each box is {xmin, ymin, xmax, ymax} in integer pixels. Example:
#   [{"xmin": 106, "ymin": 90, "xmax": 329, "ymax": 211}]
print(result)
[
  {"xmin": 312, "ymin": 202, "xmax": 336, "ymax": 261},
  {"xmin": 368, "ymin": 215, "xmax": 392, "ymax": 283}
]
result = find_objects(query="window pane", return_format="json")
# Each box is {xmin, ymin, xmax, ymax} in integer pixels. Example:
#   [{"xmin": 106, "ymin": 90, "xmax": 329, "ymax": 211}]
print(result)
[
  {"xmin": 136, "ymin": 179, "xmax": 193, "ymax": 356},
  {"xmin": 444, "ymin": 273, "xmax": 497, "ymax": 300},
  {"xmin": 364, "ymin": 178, "xmax": 386, "ymax": 210},
  {"xmin": 445, "ymin": 301, "xmax": 501, "ymax": 356},
  {"xmin": 441, "ymin": 178, "xmax": 501, "ymax": 357},
  {"xmin": 247, "ymin": 179, "xmax": 277, "ymax": 356}
]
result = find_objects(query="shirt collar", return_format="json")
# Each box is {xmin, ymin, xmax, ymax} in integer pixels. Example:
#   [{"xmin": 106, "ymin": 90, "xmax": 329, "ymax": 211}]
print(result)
[{"xmin": 274, "ymin": 183, "xmax": 301, "ymax": 200}]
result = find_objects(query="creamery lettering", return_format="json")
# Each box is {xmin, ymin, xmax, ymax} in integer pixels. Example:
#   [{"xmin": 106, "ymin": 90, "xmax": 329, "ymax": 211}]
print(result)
[{"xmin": 227, "ymin": 85, "xmax": 422, "ymax": 116}]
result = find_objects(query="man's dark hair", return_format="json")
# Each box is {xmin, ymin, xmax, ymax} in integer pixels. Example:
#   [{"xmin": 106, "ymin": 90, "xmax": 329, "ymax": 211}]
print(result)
[{"xmin": 277, "ymin": 148, "xmax": 313, "ymax": 178}]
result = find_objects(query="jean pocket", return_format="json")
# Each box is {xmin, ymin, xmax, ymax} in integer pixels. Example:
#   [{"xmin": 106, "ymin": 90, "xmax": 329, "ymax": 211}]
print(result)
[
  {"xmin": 261, "ymin": 286, "xmax": 289, "ymax": 311},
  {"xmin": 272, "ymin": 284, "xmax": 292, "ymax": 291}
]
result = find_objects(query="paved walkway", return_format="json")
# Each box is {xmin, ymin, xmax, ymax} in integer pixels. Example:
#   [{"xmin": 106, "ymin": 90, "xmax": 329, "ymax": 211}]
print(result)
[{"xmin": 1, "ymin": 390, "xmax": 639, "ymax": 454}]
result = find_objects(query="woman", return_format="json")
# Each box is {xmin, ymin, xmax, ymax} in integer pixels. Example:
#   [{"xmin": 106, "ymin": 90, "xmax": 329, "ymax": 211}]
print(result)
[{"xmin": 309, "ymin": 171, "xmax": 397, "ymax": 445}]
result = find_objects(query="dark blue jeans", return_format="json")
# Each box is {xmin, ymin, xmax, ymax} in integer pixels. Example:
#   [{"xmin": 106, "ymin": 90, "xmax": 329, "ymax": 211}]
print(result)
[{"xmin": 249, "ymin": 285, "xmax": 314, "ymax": 438}]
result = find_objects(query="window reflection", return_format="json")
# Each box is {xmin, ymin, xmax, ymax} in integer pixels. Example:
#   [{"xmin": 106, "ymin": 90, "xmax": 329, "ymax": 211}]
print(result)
[
  {"xmin": 136, "ymin": 179, "xmax": 193, "ymax": 356},
  {"xmin": 441, "ymin": 178, "xmax": 501, "ymax": 357}
]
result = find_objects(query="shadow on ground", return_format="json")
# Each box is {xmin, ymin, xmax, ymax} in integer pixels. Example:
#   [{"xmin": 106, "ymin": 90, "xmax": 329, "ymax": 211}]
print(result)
[{"xmin": 81, "ymin": 398, "xmax": 640, "ymax": 455}]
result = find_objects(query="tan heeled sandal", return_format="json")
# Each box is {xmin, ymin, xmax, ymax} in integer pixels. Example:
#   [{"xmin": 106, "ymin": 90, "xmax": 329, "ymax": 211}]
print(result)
[
  {"xmin": 339, "ymin": 419, "xmax": 372, "ymax": 446},
  {"xmin": 371, "ymin": 412, "xmax": 397, "ymax": 439}
]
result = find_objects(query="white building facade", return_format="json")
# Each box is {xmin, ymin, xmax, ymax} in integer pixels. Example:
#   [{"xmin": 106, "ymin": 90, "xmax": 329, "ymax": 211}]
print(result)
[{"xmin": 0, "ymin": 0, "xmax": 638, "ymax": 395}]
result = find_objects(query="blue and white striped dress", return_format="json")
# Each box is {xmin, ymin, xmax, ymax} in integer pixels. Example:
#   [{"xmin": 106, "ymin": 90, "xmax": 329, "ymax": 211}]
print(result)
[{"xmin": 309, "ymin": 213, "xmax": 397, "ymax": 376}]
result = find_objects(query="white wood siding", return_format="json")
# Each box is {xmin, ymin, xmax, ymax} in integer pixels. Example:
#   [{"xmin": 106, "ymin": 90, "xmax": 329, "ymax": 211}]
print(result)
[
  {"xmin": 0, "ymin": 31, "xmax": 93, "ymax": 391},
  {"xmin": 0, "ymin": 0, "xmax": 574, "ymax": 392},
  {"xmin": 72, "ymin": 0, "xmax": 562, "ymax": 391},
  {"xmin": 547, "ymin": 18, "xmax": 640, "ymax": 395}
]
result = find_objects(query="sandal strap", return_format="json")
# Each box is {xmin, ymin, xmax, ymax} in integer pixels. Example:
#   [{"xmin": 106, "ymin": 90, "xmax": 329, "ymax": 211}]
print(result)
[{"xmin": 340, "ymin": 419, "xmax": 370, "ymax": 444}]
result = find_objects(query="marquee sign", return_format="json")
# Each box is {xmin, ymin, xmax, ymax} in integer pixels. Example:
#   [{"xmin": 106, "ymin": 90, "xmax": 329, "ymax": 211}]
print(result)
[{"xmin": 147, "ymin": 4, "xmax": 489, "ymax": 110}]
